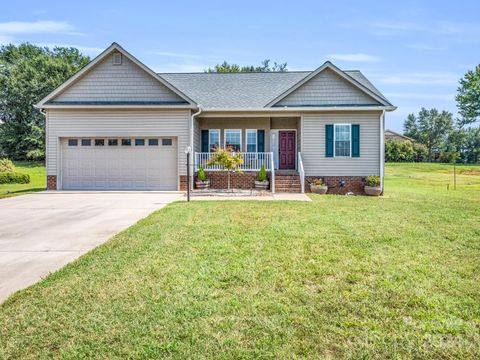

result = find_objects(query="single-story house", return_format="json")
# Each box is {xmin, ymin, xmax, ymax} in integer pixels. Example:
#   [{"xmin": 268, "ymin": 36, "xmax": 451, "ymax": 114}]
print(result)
[
  {"xmin": 36, "ymin": 43, "xmax": 396, "ymax": 194},
  {"xmin": 385, "ymin": 129, "xmax": 414, "ymax": 143}
]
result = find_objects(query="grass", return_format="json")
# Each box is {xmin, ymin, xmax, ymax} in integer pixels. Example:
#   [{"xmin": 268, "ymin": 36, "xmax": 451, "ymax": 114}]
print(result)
[
  {"xmin": 1, "ymin": 163, "xmax": 479, "ymax": 359},
  {"xmin": 0, "ymin": 161, "xmax": 45, "ymax": 199}
]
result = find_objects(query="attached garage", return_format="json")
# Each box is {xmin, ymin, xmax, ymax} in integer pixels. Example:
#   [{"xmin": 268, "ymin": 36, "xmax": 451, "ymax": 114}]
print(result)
[{"xmin": 61, "ymin": 137, "xmax": 178, "ymax": 190}]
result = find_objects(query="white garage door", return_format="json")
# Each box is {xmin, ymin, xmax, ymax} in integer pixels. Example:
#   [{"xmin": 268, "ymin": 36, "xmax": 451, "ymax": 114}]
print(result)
[{"xmin": 61, "ymin": 137, "xmax": 178, "ymax": 190}]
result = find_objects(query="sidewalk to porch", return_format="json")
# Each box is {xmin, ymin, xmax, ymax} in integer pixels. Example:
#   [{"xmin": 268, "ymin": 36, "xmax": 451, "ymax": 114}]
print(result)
[{"xmin": 184, "ymin": 189, "xmax": 311, "ymax": 201}]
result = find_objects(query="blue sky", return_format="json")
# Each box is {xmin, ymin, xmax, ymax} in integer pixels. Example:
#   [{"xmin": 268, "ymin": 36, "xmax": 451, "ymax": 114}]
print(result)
[{"xmin": 1, "ymin": 0, "xmax": 479, "ymax": 131}]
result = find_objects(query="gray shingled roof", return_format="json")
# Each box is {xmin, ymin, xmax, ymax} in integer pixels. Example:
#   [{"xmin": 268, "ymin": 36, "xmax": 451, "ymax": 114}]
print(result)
[{"xmin": 160, "ymin": 69, "xmax": 391, "ymax": 109}]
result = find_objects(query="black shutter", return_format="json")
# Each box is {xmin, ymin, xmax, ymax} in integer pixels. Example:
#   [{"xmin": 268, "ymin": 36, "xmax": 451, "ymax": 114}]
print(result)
[
  {"xmin": 351, "ymin": 124, "xmax": 360, "ymax": 157},
  {"xmin": 257, "ymin": 130, "xmax": 265, "ymax": 152},
  {"xmin": 325, "ymin": 124, "xmax": 334, "ymax": 157},
  {"xmin": 201, "ymin": 130, "xmax": 209, "ymax": 152}
]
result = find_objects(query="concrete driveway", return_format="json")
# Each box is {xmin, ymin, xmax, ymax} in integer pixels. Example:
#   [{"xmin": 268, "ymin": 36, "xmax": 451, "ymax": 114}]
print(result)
[{"xmin": 0, "ymin": 192, "xmax": 183, "ymax": 302}]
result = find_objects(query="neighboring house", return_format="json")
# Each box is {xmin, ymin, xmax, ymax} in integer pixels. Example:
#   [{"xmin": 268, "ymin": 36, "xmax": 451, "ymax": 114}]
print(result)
[
  {"xmin": 36, "ymin": 43, "xmax": 396, "ymax": 194},
  {"xmin": 385, "ymin": 130, "xmax": 413, "ymax": 143}
]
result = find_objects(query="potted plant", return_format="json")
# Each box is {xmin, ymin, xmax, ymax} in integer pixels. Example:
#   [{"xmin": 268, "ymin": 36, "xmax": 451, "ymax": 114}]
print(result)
[
  {"xmin": 364, "ymin": 175, "xmax": 382, "ymax": 196},
  {"xmin": 309, "ymin": 178, "xmax": 328, "ymax": 194},
  {"xmin": 255, "ymin": 164, "xmax": 269, "ymax": 190},
  {"xmin": 195, "ymin": 165, "xmax": 210, "ymax": 189}
]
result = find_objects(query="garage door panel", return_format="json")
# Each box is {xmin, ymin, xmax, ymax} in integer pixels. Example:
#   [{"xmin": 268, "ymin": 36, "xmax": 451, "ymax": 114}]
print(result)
[{"xmin": 61, "ymin": 138, "xmax": 177, "ymax": 190}]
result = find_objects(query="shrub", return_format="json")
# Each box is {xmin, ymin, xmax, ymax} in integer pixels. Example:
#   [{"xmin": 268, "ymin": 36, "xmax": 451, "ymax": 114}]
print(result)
[
  {"xmin": 26, "ymin": 149, "xmax": 45, "ymax": 161},
  {"xmin": 0, "ymin": 172, "xmax": 30, "ymax": 184},
  {"xmin": 197, "ymin": 165, "xmax": 207, "ymax": 182},
  {"xmin": 257, "ymin": 164, "xmax": 268, "ymax": 182},
  {"xmin": 365, "ymin": 175, "xmax": 381, "ymax": 187},
  {"xmin": 439, "ymin": 151, "xmax": 460, "ymax": 163},
  {"xmin": 0, "ymin": 158, "xmax": 15, "ymax": 173},
  {"xmin": 385, "ymin": 140, "xmax": 414, "ymax": 162},
  {"xmin": 413, "ymin": 143, "xmax": 428, "ymax": 162}
]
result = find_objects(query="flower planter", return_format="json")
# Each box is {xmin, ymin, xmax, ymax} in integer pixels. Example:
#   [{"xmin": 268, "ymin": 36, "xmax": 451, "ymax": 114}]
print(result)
[
  {"xmin": 255, "ymin": 180, "xmax": 269, "ymax": 190},
  {"xmin": 310, "ymin": 184, "xmax": 328, "ymax": 194},
  {"xmin": 195, "ymin": 180, "xmax": 210, "ymax": 190},
  {"xmin": 364, "ymin": 186, "xmax": 382, "ymax": 196}
]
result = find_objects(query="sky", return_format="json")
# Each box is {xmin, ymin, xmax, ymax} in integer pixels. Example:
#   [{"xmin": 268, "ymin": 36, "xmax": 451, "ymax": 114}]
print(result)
[{"xmin": 1, "ymin": 0, "xmax": 479, "ymax": 131}]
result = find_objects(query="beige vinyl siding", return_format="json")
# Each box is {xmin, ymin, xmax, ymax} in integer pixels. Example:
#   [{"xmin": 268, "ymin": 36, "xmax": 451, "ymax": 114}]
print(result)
[
  {"xmin": 52, "ymin": 52, "xmax": 185, "ymax": 103},
  {"xmin": 197, "ymin": 117, "xmax": 271, "ymax": 151},
  {"xmin": 302, "ymin": 112, "xmax": 381, "ymax": 176},
  {"xmin": 46, "ymin": 109, "xmax": 190, "ymax": 179},
  {"xmin": 277, "ymin": 69, "xmax": 381, "ymax": 106},
  {"xmin": 193, "ymin": 115, "xmax": 201, "ymax": 152}
]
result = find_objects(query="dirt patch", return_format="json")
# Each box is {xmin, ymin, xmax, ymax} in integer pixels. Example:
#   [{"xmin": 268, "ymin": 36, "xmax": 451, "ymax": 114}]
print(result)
[{"xmin": 460, "ymin": 171, "xmax": 480, "ymax": 176}]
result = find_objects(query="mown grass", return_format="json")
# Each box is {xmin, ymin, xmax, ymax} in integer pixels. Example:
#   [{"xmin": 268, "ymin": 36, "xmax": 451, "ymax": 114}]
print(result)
[
  {"xmin": 0, "ymin": 161, "xmax": 45, "ymax": 199},
  {"xmin": 0, "ymin": 163, "xmax": 479, "ymax": 359}
]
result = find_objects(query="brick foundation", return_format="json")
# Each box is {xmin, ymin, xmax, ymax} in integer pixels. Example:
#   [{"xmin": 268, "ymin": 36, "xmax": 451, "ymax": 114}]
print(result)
[
  {"xmin": 305, "ymin": 176, "xmax": 365, "ymax": 195},
  {"xmin": 46, "ymin": 175, "xmax": 57, "ymax": 190},
  {"xmin": 179, "ymin": 175, "xmax": 188, "ymax": 191},
  {"xmin": 195, "ymin": 171, "xmax": 269, "ymax": 190}
]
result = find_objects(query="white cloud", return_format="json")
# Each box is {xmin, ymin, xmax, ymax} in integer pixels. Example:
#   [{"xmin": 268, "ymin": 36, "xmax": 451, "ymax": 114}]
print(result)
[
  {"xmin": 406, "ymin": 43, "xmax": 447, "ymax": 51},
  {"xmin": 326, "ymin": 53, "xmax": 382, "ymax": 62},
  {"xmin": 0, "ymin": 20, "xmax": 76, "ymax": 35},
  {"xmin": 378, "ymin": 72, "xmax": 459, "ymax": 85},
  {"xmin": 153, "ymin": 63, "xmax": 210, "ymax": 73}
]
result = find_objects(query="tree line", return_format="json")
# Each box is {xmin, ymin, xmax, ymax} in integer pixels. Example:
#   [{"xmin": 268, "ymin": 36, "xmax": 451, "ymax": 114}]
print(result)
[{"xmin": 387, "ymin": 66, "xmax": 480, "ymax": 164}]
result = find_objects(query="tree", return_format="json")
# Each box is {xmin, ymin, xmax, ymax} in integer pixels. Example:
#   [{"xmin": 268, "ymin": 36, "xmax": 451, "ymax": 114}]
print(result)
[
  {"xmin": 0, "ymin": 44, "xmax": 90, "ymax": 160},
  {"xmin": 461, "ymin": 127, "xmax": 480, "ymax": 164},
  {"xmin": 205, "ymin": 59, "xmax": 287, "ymax": 73},
  {"xmin": 385, "ymin": 140, "xmax": 414, "ymax": 162},
  {"xmin": 456, "ymin": 65, "xmax": 480, "ymax": 127},
  {"xmin": 207, "ymin": 147, "xmax": 243, "ymax": 189},
  {"xmin": 403, "ymin": 108, "xmax": 454, "ymax": 162}
]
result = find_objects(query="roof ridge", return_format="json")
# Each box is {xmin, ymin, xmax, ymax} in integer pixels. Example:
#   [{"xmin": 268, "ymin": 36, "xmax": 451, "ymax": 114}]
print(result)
[{"xmin": 159, "ymin": 70, "xmax": 312, "ymax": 75}]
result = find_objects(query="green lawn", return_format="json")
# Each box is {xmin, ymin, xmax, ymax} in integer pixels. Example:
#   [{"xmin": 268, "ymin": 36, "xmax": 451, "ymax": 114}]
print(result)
[
  {"xmin": 0, "ymin": 161, "xmax": 45, "ymax": 199},
  {"xmin": 1, "ymin": 163, "xmax": 479, "ymax": 359}
]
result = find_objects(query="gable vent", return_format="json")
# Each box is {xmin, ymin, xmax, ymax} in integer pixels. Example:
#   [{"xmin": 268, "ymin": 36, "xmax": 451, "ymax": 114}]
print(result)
[{"xmin": 112, "ymin": 53, "xmax": 122, "ymax": 65}]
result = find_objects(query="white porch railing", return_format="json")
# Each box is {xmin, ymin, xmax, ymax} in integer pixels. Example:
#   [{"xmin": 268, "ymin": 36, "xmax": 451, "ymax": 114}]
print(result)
[
  {"xmin": 195, "ymin": 152, "xmax": 274, "ymax": 172},
  {"xmin": 298, "ymin": 152, "xmax": 305, "ymax": 193}
]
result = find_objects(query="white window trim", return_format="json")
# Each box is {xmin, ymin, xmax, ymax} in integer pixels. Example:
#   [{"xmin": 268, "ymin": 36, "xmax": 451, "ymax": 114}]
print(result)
[
  {"xmin": 245, "ymin": 129, "xmax": 258, "ymax": 153},
  {"xmin": 333, "ymin": 123, "xmax": 352, "ymax": 158},
  {"xmin": 224, "ymin": 129, "xmax": 242, "ymax": 151},
  {"xmin": 208, "ymin": 129, "xmax": 220, "ymax": 152}
]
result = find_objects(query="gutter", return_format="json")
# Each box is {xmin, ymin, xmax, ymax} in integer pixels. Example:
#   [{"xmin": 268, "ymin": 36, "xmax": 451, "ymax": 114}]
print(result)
[{"xmin": 190, "ymin": 105, "xmax": 203, "ymax": 190}]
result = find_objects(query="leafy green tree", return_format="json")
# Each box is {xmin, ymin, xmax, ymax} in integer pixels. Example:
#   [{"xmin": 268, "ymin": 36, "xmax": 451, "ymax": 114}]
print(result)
[
  {"xmin": 403, "ymin": 108, "xmax": 454, "ymax": 162},
  {"xmin": 206, "ymin": 59, "xmax": 287, "ymax": 73},
  {"xmin": 0, "ymin": 44, "xmax": 89, "ymax": 160},
  {"xmin": 456, "ymin": 65, "xmax": 480, "ymax": 127},
  {"xmin": 461, "ymin": 127, "xmax": 480, "ymax": 163}
]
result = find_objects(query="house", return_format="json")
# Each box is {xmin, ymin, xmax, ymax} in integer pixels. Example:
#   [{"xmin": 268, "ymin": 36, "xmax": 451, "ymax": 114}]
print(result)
[
  {"xmin": 385, "ymin": 129, "xmax": 414, "ymax": 143},
  {"xmin": 36, "ymin": 43, "xmax": 396, "ymax": 194}
]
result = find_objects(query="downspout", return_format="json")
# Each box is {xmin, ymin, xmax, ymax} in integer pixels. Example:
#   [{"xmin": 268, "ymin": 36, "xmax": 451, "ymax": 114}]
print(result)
[
  {"xmin": 380, "ymin": 110, "xmax": 385, "ymax": 193},
  {"xmin": 190, "ymin": 105, "xmax": 202, "ymax": 191}
]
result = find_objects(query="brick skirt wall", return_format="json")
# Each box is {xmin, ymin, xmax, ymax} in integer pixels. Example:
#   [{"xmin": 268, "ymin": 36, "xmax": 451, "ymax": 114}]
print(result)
[
  {"xmin": 46, "ymin": 175, "xmax": 57, "ymax": 190},
  {"xmin": 305, "ymin": 176, "xmax": 365, "ymax": 195},
  {"xmin": 182, "ymin": 172, "xmax": 269, "ymax": 190}
]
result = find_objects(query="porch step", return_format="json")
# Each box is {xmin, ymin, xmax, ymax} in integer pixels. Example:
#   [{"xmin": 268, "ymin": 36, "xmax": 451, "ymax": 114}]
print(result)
[{"xmin": 274, "ymin": 173, "xmax": 302, "ymax": 193}]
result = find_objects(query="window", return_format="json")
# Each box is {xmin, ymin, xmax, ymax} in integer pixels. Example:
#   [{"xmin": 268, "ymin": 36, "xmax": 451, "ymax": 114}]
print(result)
[
  {"xmin": 148, "ymin": 139, "xmax": 158, "ymax": 146},
  {"xmin": 334, "ymin": 124, "xmax": 351, "ymax": 157},
  {"xmin": 81, "ymin": 139, "xmax": 91, "ymax": 146},
  {"xmin": 162, "ymin": 138, "xmax": 173, "ymax": 146},
  {"xmin": 108, "ymin": 139, "xmax": 118, "ymax": 146},
  {"xmin": 135, "ymin": 139, "xmax": 145, "ymax": 146},
  {"xmin": 224, "ymin": 129, "xmax": 241, "ymax": 151},
  {"xmin": 121, "ymin": 139, "xmax": 131, "ymax": 146},
  {"xmin": 246, "ymin": 129, "xmax": 257, "ymax": 152},
  {"xmin": 208, "ymin": 129, "xmax": 220, "ymax": 152},
  {"xmin": 112, "ymin": 53, "xmax": 122, "ymax": 65},
  {"xmin": 68, "ymin": 139, "xmax": 78, "ymax": 146},
  {"xmin": 95, "ymin": 139, "xmax": 104, "ymax": 146}
]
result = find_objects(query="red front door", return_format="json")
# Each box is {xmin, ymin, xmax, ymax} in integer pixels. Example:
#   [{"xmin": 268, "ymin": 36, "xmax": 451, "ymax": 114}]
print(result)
[{"xmin": 279, "ymin": 131, "xmax": 296, "ymax": 169}]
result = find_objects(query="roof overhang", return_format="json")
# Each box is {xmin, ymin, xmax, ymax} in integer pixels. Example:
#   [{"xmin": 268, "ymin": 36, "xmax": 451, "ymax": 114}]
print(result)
[
  {"xmin": 35, "ymin": 43, "xmax": 197, "ymax": 109},
  {"xmin": 264, "ymin": 61, "xmax": 393, "ymax": 108}
]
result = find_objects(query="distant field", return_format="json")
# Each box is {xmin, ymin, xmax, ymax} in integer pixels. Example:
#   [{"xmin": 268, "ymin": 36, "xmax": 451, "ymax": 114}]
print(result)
[
  {"xmin": 0, "ymin": 162, "xmax": 479, "ymax": 358},
  {"xmin": 0, "ymin": 161, "xmax": 45, "ymax": 199}
]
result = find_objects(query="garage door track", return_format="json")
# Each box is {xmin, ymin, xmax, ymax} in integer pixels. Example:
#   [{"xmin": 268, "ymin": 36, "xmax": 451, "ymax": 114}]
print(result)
[{"xmin": 0, "ymin": 192, "xmax": 183, "ymax": 302}]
